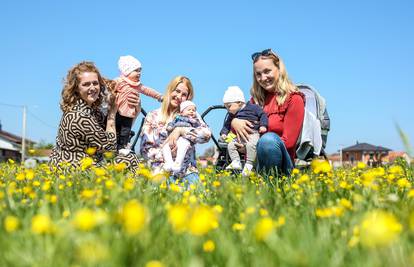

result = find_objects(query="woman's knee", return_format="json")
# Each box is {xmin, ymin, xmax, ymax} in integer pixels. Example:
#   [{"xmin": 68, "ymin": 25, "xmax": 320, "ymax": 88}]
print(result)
[{"xmin": 257, "ymin": 132, "xmax": 283, "ymax": 153}]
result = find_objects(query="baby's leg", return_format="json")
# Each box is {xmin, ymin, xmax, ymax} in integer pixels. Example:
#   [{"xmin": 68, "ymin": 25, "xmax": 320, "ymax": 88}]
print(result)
[
  {"xmin": 227, "ymin": 139, "xmax": 241, "ymax": 163},
  {"xmin": 174, "ymin": 137, "xmax": 191, "ymax": 166},
  {"xmin": 162, "ymin": 144, "xmax": 174, "ymax": 171},
  {"xmin": 116, "ymin": 113, "xmax": 133, "ymax": 149},
  {"xmin": 245, "ymin": 133, "xmax": 260, "ymax": 165}
]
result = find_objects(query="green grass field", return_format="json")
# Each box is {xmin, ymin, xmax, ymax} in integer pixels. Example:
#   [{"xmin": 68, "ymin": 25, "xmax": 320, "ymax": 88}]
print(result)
[{"xmin": 0, "ymin": 157, "xmax": 413, "ymax": 267}]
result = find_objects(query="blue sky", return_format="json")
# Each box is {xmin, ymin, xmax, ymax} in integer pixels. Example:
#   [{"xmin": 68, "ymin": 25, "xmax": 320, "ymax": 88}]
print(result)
[{"xmin": 0, "ymin": 0, "xmax": 413, "ymax": 155}]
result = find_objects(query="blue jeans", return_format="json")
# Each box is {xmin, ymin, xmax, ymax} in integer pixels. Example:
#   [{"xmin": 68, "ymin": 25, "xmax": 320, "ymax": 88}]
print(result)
[
  {"xmin": 168, "ymin": 172, "xmax": 200, "ymax": 187},
  {"xmin": 256, "ymin": 132, "xmax": 294, "ymax": 176}
]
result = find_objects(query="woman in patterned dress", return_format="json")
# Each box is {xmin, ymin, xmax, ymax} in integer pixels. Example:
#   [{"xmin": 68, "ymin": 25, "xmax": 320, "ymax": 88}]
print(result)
[
  {"xmin": 139, "ymin": 76, "xmax": 211, "ymax": 184},
  {"xmin": 49, "ymin": 61, "xmax": 139, "ymax": 172}
]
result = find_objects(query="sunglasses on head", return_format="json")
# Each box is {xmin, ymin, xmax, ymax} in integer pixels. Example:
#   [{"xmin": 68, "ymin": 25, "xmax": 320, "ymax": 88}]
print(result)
[{"xmin": 251, "ymin": 49, "xmax": 278, "ymax": 61}]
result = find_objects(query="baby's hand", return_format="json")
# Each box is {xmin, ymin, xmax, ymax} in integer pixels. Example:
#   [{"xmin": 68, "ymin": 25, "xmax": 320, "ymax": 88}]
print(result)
[{"xmin": 259, "ymin": 126, "xmax": 267, "ymax": 134}]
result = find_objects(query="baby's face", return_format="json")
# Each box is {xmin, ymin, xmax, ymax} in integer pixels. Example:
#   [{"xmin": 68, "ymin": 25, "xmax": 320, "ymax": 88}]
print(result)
[
  {"xmin": 182, "ymin": 105, "xmax": 196, "ymax": 118},
  {"xmin": 224, "ymin": 102, "xmax": 243, "ymax": 114},
  {"xmin": 128, "ymin": 68, "xmax": 142, "ymax": 82}
]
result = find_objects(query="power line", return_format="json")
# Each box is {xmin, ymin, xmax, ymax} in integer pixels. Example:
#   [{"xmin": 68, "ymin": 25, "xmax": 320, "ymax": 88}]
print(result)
[{"xmin": 27, "ymin": 110, "xmax": 57, "ymax": 130}]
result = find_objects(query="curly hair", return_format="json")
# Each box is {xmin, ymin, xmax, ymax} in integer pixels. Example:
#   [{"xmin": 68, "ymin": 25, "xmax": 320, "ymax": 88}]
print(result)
[
  {"xmin": 251, "ymin": 52, "xmax": 298, "ymax": 106},
  {"xmin": 60, "ymin": 61, "xmax": 107, "ymax": 112}
]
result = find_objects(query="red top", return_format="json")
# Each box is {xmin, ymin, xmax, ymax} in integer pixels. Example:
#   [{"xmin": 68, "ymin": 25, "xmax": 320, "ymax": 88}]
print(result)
[{"xmin": 255, "ymin": 92, "xmax": 305, "ymax": 162}]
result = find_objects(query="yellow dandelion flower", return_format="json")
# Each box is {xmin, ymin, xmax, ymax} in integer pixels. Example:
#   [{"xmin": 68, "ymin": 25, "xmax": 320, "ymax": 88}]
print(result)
[
  {"xmin": 80, "ymin": 189, "xmax": 95, "ymax": 199},
  {"xmin": 25, "ymin": 169, "xmax": 35, "ymax": 180},
  {"xmin": 291, "ymin": 168, "xmax": 300, "ymax": 175},
  {"xmin": 94, "ymin": 167, "xmax": 106, "ymax": 176},
  {"xmin": 339, "ymin": 198, "xmax": 352, "ymax": 209},
  {"xmin": 254, "ymin": 217, "xmax": 274, "ymax": 241},
  {"xmin": 311, "ymin": 159, "xmax": 332, "ymax": 174},
  {"xmin": 16, "ymin": 172, "xmax": 25, "ymax": 181},
  {"xmin": 232, "ymin": 223, "xmax": 246, "ymax": 231},
  {"xmin": 4, "ymin": 215, "xmax": 19, "ymax": 233},
  {"xmin": 212, "ymin": 181, "xmax": 221, "ymax": 187},
  {"xmin": 114, "ymin": 162, "xmax": 127, "ymax": 172},
  {"xmin": 72, "ymin": 209, "xmax": 97, "ymax": 231},
  {"xmin": 188, "ymin": 206, "xmax": 218, "ymax": 236},
  {"xmin": 397, "ymin": 178, "xmax": 411, "ymax": 189},
  {"xmin": 80, "ymin": 157, "xmax": 94, "ymax": 170},
  {"xmin": 123, "ymin": 178, "xmax": 135, "ymax": 191},
  {"xmin": 360, "ymin": 210, "xmax": 402, "ymax": 248},
  {"xmin": 168, "ymin": 204, "xmax": 190, "ymax": 233},
  {"xmin": 388, "ymin": 165, "xmax": 404, "ymax": 176},
  {"xmin": 103, "ymin": 151, "xmax": 114, "ymax": 159},
  {"xmin": 85, "ymin": 147, "xmax": 97, "ymax": 156},
  {"xmin": 203, "ymin": 240, "xmax": 215, "ymax": 252},
  {"xmin": 120, "ymin": 200, "xmax": 148, "ymax": 235},
  {"xmin": 145, "ymin": 261, "xmax": 164, "ymax": 267},
  {"xmin": 63, "ymin": 210, "xmax": 71, "ymax": 218},
  {"xmin": 259, "ymin": 208, "xmax": 269, "ymax": 217},
  {"xmin": 31, "ymin": 214, "xmax": 53, "ymax": 234},
  {"xmin": 357, "ymin": 162, "xmax": 366, "ymax": 169}
]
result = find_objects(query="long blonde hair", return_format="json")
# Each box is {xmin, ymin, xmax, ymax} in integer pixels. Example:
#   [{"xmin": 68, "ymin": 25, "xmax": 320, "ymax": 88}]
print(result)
[
  {"xmin": 160, "ymin": 76, "xmax": 194, "ymax": 123},
  {"xmin": 251, "ymin": 52, "xmax": 298, "ymax": 106},
  {"xmin": 60, "ymin": 61, "xmax": 106, "ymax": 112}
]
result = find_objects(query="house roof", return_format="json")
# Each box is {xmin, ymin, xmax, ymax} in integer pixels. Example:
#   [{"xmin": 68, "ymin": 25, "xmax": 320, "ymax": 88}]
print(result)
[
  {"xmin": 0, "ymin": 138, "xmax": 19, "ymax": 151},
  {"xmin": 342, "ymin": 142, "xmax": 391, "ymax": 152},
  {"xmin": 0, "ymin": 129, "xmax": 35, "ymax": 145}
]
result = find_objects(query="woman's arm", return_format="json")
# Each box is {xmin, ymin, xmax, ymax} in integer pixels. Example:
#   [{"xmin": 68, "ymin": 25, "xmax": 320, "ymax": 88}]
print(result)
[{"xmin": 281, "ymin": 95, "xmax": 305, "ymax": 151}]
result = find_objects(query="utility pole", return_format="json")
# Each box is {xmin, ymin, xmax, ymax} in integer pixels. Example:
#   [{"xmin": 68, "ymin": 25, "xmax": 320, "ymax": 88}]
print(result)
[
  {"xmin": 339, "ymin": 144, "xmax": 344, "ymax": 167},
  {"xmin": 21, "ymin": 105, "xmax": 27, "ymax": 162}
]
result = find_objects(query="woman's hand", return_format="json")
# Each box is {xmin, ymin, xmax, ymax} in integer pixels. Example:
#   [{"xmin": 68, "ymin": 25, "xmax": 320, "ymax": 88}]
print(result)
[
  {"xmin": 231, "ymin": 118, "xmax": 254, "ymax": 142},
  {"xmin": 127, "ymin": 91, "xmax": 139, "ymax": 106}
]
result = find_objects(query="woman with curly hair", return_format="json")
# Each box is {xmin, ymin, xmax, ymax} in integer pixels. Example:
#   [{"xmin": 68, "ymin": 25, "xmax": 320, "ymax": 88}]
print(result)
[
  {"xmin": 49, "ymin": 61, "xmax": 139, "ymax": 171},
  {"xmin": 231, "ymin": 49, "xmax": 305, "ymax": 175}
]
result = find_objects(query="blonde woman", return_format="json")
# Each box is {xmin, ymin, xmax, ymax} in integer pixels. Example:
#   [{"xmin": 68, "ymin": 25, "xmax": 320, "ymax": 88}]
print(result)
[
  {"xmin": 231, "ymin": 49, "xmax": 305, "ymax": 175},
  {"xmin": 139, "ymin": 76, "xmax": 211, "ymax": 184},
  {"xmin": 49, "ymin": 61, "xmax": 139, "ymax": 172}
]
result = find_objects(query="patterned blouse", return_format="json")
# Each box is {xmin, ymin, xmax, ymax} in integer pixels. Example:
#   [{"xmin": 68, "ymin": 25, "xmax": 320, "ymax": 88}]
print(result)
[
  {"xmin": 49, "ymin": 99, "xmax": 139, "ymax": 171},
  {"xmin": 139, "ymin": 108, "xmax": 211, "ymax": 176}
]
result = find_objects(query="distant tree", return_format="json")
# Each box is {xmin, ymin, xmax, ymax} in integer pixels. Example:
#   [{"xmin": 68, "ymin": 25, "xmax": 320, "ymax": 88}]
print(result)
[{"xmin": 34, "ymin": 139, "xmax": 54, "ymax": 149}]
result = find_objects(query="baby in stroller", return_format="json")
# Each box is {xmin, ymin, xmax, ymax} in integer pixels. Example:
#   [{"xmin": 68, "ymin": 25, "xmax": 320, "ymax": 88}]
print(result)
[{"xmin": 220, "ymin": 86, "xmax": 268, "ymax": 175}]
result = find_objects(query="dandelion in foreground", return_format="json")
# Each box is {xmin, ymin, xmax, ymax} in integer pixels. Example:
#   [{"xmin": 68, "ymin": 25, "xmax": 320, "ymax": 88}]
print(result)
[
  {"xmin": 120, "ymin": 200, "xmax": 148, "ymax": 234},
  {"xmin": 203, "ymin": 240, "xmax": 215, "ymax": 252},
  {"xmin": 360, "ymin": 210, "xmax": 402, "ymax": 248},
  {"xmin": 31, "ymin": 214, "xmax": 53, "ymax": 234},
  {"xmin": 4, "ymin": 216, "xmax": 19, "ymax": 233}
]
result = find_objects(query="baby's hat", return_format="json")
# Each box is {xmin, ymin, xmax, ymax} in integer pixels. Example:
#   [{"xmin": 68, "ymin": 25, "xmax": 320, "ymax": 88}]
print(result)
[
  {"xmin": 118, "ymin": 55, "xmax": 142, "ymax": 76},
  {"xmin": 223, "ymin": 86, "xmax": 245, "ymax": 104},
  {"xmin": 180, "ymin": 100, "xmax": 196, "ymax": 112}
]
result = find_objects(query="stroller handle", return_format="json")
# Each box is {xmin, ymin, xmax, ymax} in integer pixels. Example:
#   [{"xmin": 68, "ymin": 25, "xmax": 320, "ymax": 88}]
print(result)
[{"xmin": 130, "ymin": 108, "xmax": 147, "ymax": 152}]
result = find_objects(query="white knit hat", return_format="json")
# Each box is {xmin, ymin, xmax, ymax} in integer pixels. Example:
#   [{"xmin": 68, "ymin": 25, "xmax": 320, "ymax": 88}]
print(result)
[
  {"xmin": 180, "ymin": 100, "xmax": 196, "ymax": 113},
  {"xmin": 222, "ymin": 86, "xmax": 245, "ymax": 104},
  {"xmin": 118, "ymin": 55, "xmax": 142, "ymax": 76}
]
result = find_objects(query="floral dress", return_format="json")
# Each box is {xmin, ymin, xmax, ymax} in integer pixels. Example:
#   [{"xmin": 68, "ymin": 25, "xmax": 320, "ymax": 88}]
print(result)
[
  {"xmin": 49, "ymin": 99, "xmax": 139, "ymax": 172},
  {"xmin": 139, "ymin": 108, "xmax": 211, "ymax": 176}
]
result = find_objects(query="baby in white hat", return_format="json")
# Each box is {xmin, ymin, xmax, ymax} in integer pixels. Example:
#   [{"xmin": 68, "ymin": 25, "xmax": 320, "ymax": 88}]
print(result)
[
  {"xmin": 220, "ymin": 86, "xmax": 268, "ymax": 175},
  {"xmin": 163, "ymin": 100, "xmax": 202, "ymax": 174},
  {"xmin": 115, "ymin": 55, "xmax": 163, "ymax": 155}
]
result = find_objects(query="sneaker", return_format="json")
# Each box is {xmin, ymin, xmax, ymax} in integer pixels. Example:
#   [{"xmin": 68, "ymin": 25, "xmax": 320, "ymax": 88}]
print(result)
[
  {"xmin": 242, "ymin": 163, "xmax": 253, "ymax": 176},
  {"xmin": 225, "ymin": 160, "xmax": 242, "ymax": 170},
  {"xmin": 119, "ymin": 148, "xmax": 131, "ymax": 156}
]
